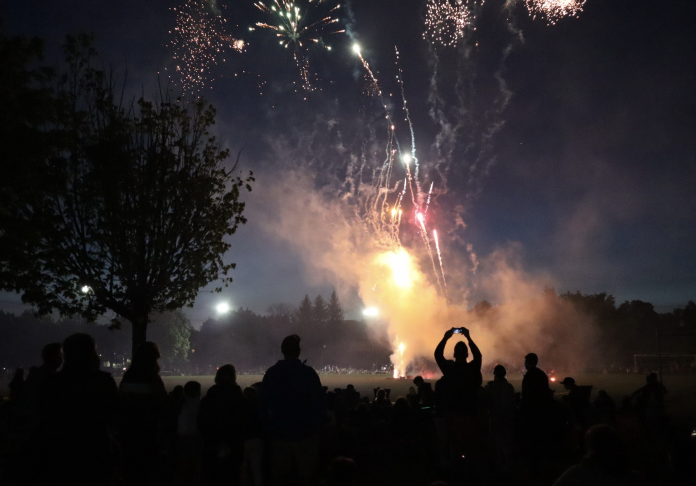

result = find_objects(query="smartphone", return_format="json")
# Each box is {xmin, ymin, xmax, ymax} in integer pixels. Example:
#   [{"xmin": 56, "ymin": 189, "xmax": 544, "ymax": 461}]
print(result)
[{"xmin": 453, "ymin": 328, "xmax": 463, "ymax": 334}]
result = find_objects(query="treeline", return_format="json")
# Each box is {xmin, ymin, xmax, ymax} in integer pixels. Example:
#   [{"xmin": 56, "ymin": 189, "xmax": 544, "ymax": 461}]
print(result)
[
  {"xmin": 1, "ymin": 290, "xmax": 694, "ymax": 372},
  {"xmin": 0, "ymin": 291, "xmax": 391, "ymax": 372},
  {"xmin": 474, "ymin": 290, "xmax": 696, "ymax": 367},
  {"xmin": 0, "ymin": 310, "xmax": 193, "ymax": 371},
  {"xmin": 556, "ymin": 291, "xmax": 696, "ymax": 365}
]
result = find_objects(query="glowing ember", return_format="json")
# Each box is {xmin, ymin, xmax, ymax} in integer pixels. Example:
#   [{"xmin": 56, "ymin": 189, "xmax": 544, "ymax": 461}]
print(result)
[
  {"xmin": 524, "ymin": 0, "xmax": 586, "ymax": 25},
  {"xmin": 168, "ymin": 0, "xmax": 244, "ymax": 93},
  {"xmin": 423, "ymin": 0, "xmax": 474, "ymax": 47}
]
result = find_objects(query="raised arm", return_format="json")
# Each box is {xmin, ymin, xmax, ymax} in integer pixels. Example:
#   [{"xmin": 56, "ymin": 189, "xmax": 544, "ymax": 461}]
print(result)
[
  {"xmin": 435, "ymin": 328, "xmax": 454, "ymax": 373},
  {"xmin": 463, "ymin": 328, "xmax": 482, "ymax": 363}
]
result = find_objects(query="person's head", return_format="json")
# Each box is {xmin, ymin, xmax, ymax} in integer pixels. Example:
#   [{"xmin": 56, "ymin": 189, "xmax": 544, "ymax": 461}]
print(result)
[
  {"xmin": 561, "ymin": 377, "xmax": 576, "ymax": 390},
  {"xmin": 408, "ymin": 386, "xmax": 417, "ymax": 395},
  {"xmin": 243, "ymin": 386, "xmax": 258, "ymax": 401},
  {"xmin": 493, "ymin": 364, "xmax": 507, "ymax": 380},
  {"xmin": 524, "ymin": 353, "xmax": 538, "ymax": 370},
  {"xmin": 376, "ymin": 389, "xmax": 386, "ymax": 401},
  {"xmin": 281, "ymin": 334, "xmax": 301, "ymax": 359},
  {"xmin": 413, "ymin": 375, "xmax": 424, "ymax": 386},
  {"xmin": 646, "ymin": 372, "xmax": 658, "ymax": 383},
  {"xmin": 326, "ymin": 457, "xmax": 357, "ymax": 486},
  {"xmin": 171, "ymin": 385, "xmax": 184, "ymax": 399},
  {"xmin": 215, "ymin": 364, "xmax": 236, "ymax": 386},
  {"xmin": 184, "ymin": 381, "xmax": 201, "ymax": 398},
  {"xmin": 585, "ymin": 425, "xmax": 626, "ymax": 467},
  {"xmin": 393, "ymin": 396, "xmax": 410, "ymax": 412},
  {"xmin": 598, "ymin": 389, "xmax": 608, "ymax": 399},
  {"xmin": 453, "ymin": 341, "xmax": 469, "ymax": 361},
  {"xmin": 62, "ymin": 333, "xmax": 99, "ymax": 371},
  {"xmin": 130, "ymin": 341, "xmax": 161, "ymax": 374},
  {"xmin": 346, "ymin": 384, "xmax": 355, "ymax": 392},
  {"xmin": 41, "ymin": 343, "xmax": 63, "ymax": 370}
]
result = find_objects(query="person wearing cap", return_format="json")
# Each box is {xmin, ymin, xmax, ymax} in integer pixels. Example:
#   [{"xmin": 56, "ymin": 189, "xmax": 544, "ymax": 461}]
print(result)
[{"xmin": 261, "ymin": 335, "xmax": 324, "ymax": 485}]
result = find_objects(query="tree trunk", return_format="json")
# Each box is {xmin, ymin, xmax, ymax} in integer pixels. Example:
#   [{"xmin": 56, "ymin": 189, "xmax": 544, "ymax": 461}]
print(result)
[{"xmin": 131, "ymin": 316, "xmax": 148, "ymax": 358}]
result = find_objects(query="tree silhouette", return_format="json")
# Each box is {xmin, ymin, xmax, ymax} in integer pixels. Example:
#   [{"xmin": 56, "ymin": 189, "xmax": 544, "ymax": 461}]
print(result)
[
  {"xmin": 312, "ymin": 294, "xmax": 328, "ymax": 324},
  {"xmin": 297, "ymin": 294, "xmax": 313, "ymax": 325},
  {"xmin": 0, "ymin": 35, "xmax": 253, "ymax": 355},
  {"xmin": 327, "ymin": 290, "xmax": 344, "ymax": 325}
]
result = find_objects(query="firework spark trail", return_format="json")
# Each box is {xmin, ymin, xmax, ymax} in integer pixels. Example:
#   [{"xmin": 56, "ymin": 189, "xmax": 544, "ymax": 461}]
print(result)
[
  {"xmin": 168, "ymin": 0, "xmax": 245, "ymax": 94},
  {"xmin": 417, "ymin": 213, "xmax": 444, "ymax": 295},
  {"xmin": 424, "ymin": 182, "xmax": 434, "ymax": 214},
  {"xmin": 433, "ymin": 229, "xmax": 448, "ymax": 294},
  {"xmin": 253, "ymin": 0, "xmax": 345, "ymax": 90},
  {"xmin": 393, "ymin": 337, "xmax": 406, "ymax": 378},
  {"xmin": 352, "ymin": 43, "xmax": 451, "ymax": 298},
  {"xmin": 353, "ymin": 43, "xmax": 409, "ymax": 250},
  {"xmin": 395, "ymin": 47, "xmax": 422, "ymax": 201},
  {"xmin": 523, "ymin": 0, "xmax": 586, "ymax": 24}
]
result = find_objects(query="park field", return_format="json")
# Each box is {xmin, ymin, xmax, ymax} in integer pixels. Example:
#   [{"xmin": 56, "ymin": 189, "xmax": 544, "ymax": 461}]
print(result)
[{"xmin": 157, "ymin": 372, "xmax": 696, "ymax": 426}]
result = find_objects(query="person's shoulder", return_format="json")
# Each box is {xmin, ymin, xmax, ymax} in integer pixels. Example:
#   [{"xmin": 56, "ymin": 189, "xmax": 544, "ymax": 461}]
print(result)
[
  {"xmin": 263, "ymin": 361, "xmax": 283, "ymax": 378},
  {"xmin": 300, "ymin": 362, "xmax": 321, "ymax": 381},
  {"xmin": 94, "ymin": 370, "xmax": 117, "ymax": 389},
  {"xmin": 552, "ymin": 464, "xmax": 585, "ymax": 486}
]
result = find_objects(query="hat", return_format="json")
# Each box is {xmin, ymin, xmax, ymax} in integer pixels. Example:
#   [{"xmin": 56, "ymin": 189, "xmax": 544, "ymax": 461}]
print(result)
[{"xmin": 560, "ymin": 377, "xmax": 575, "ymax": 386}]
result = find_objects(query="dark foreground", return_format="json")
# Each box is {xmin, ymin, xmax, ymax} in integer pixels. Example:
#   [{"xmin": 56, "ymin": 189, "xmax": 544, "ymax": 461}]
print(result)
[{"xmin": 1, "ymin": 369, "xmax": 695, "ymax": 485}]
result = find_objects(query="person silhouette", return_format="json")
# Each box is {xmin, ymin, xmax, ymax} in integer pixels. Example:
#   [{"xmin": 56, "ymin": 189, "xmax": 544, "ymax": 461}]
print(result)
[
  {"xmin": 261, "ymin": 335, "xmax": 324, "ymax": 486},
  {"xmin": 40, "ymin": 333, "xmax": 118, "ymax": 485},
  {"xmin": 521, "ymin": 353, "xmax": 550, "ymax": 405},
  {"xmin": 485, "ymin": 365, "xmax": 515, "ymax": 469},
  {"xmin": 198, "ymin": 364, "xmax": 251, "ymax": 486},
  {"xmin": 434, "ymin": 327, "xmax": 483, "ymax": 468},
  {"xmin": 413, "ymin": 375, "xmax": 436, "ymax": 408},
  {"xmin": 119, "ymin": 341, "xmax": 168, "ymax": 486},
  {"xmin": 552, "ymin": 425, "xmax": 639, "ymax": 485}
]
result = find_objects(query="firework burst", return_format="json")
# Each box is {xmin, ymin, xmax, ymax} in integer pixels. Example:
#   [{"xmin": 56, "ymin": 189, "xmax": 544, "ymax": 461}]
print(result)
[
  {"xmin": 252, "ymin": 0, "xmax": 345, "ymax": 90},
  {"xmin": 524, "ymin": 0, "xmax": 586, "ymax": 24},
  {"xmin": 423, "ymin": 0, "xmax": 476, "ymax": 47},
  {"xmin": 168, "ymin": 0, "xmax": 244, "ymax": 93}
]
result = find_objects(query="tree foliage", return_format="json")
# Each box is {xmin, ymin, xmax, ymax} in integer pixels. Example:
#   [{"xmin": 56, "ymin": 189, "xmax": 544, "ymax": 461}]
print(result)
[
  {"xmin": 312, "ymin": 294, "xmax": 327, "ymax": 324},
  {"xmin": 296, "ymin": 294, "xmax": 313, "ymax": 325},
  {"xmin": 0, "ymin": 33, "xmax": 253, "ymax": 355},
  {"xmin": 327, "ymin": 290, "xmax": 344, "ymax": 325}
]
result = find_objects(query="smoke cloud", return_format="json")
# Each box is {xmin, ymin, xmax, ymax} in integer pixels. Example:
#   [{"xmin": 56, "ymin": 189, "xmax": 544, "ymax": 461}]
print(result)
[{"xmin": 255, "ymin": 167, "xmax": 598, "ymax": 375}]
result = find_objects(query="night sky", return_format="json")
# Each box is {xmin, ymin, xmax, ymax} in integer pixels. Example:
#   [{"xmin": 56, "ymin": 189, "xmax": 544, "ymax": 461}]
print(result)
[{"xmin": 2, "ymin": 0, "xmax": 695, "ymax": 325}]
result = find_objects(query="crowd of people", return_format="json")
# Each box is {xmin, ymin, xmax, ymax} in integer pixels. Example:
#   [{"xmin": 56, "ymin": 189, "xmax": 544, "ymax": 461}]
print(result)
[{"xmin": 0, "ymin": 328, "xmax": 694, "ymax": 486}]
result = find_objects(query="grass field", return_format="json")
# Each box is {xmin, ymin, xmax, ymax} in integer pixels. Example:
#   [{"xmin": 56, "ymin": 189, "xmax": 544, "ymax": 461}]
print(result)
[{"xmin": 156, "ymin": 372, "xmax": 696, "ymax": 425}]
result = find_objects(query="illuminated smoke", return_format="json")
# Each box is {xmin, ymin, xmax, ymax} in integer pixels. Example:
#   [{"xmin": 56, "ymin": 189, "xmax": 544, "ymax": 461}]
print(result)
[{"xmin": 257, "ymin": 171, "xmax": 599, "ymax": 375}]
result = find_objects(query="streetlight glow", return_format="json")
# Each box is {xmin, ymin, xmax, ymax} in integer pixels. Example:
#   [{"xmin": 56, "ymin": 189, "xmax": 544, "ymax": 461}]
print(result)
[{"xmin": 216, "ymin": 302, "xmax": 230, "ymax": 314}]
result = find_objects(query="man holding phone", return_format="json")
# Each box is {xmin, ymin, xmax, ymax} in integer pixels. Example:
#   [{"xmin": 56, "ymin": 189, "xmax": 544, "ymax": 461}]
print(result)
[{"xmin": 434, "ymin": 327, "xmax": 483, "ymax": 469}]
